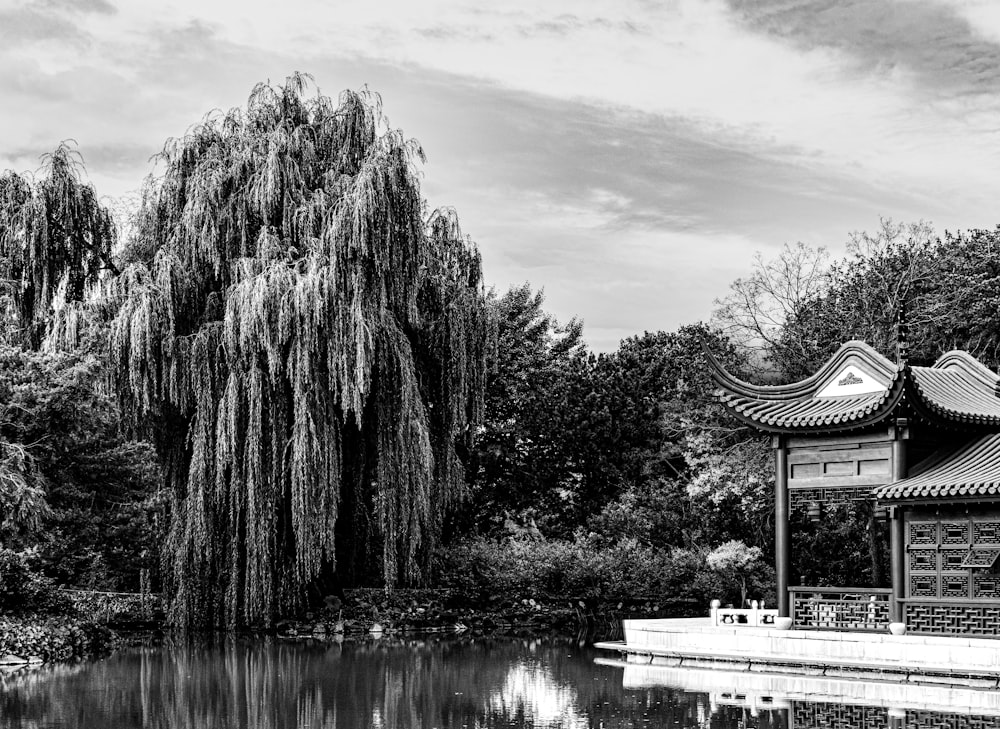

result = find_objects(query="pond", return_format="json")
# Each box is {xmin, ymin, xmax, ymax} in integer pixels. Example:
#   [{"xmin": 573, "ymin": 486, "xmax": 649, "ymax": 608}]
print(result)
[{"xmin": 0, "ymin": 635, "xmax": 995, "ymax": 728}]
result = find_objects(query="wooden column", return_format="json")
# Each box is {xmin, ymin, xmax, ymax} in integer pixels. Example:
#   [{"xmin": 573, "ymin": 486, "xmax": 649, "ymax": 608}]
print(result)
[
  {"xmin": 774, "ymin": 435, "xmax": 791, "ymax": 617},
  {"xmin": 890, "ymin": 506, "xmax": 905, "ymax": 622},
  {"xmin": 889, "ymin": 420, "xmax": 908, "ymax": 623},
  {"xmin": 891, "ymin": 419, "xmax": 908, "ymax": 481}
]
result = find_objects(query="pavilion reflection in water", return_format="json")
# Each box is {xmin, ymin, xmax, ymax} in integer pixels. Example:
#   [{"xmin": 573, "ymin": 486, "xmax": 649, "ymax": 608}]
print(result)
[{"xmin": 598, "ymin": 655, "xmax": 1000, "ymax": 729}]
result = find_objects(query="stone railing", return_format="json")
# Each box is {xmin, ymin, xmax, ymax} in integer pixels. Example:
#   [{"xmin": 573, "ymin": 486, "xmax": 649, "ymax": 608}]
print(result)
[
  {"xmin": 710, "ymin": 599, "xmax": 778, "ymax": 627},
  {"xmin": 60, "ymin": 589, "xmax": 162, "ymax": 624},
  {"xmin": 790, "ymin": 586, "xmax": 891, "ymax": 632}
]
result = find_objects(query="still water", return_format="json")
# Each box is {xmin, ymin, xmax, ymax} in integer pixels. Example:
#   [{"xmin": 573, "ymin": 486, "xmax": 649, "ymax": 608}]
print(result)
[{"xmin": 0, "ymin": 635, "xmax": 993, "ymax": 728}]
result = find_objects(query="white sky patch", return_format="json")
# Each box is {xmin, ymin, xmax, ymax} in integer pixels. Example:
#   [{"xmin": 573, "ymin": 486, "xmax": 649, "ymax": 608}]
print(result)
[{"xmin": 466, "ymin": 184, "xmax": 757, "ymax": 350}]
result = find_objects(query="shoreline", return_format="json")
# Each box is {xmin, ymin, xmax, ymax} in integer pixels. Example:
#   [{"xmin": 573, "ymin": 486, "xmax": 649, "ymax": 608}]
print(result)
[
  {"xmin": 0, "ymin": 614, "xmax": 118, "ymax": 668},
  {"xmin": 1, "ymin": 591, "xmax": 700, "ymax": 668}
]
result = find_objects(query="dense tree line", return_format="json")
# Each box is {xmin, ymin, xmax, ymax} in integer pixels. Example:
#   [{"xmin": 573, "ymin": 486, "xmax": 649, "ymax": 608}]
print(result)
[
  {"xmin": 463, "ymin": 286, "xmax": 765, "ymax": 547},
  {"xmin": 5, "ymin": 75, "xmax": 1000, "ymax": 625}
]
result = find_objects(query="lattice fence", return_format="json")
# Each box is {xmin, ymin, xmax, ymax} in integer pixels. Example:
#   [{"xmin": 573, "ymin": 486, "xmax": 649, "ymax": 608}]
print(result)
[
  {"xmin": 792, "ymin": 702, "xmax": 1000, "ymax": 729},
  {"xmin": 790, "ymin": 588, "xmax": 890, "ymax": 632},
  {"xmin": 792, "ymin": 701, "xmax": 887, "ymax": 729},
  {"xmin": 789, "ymin": 486, "xmax": 874, "ymax": 509},
  {"xmin": 60, "ymin": 589, "xmax": 162, "ymax": 624},
  {"xmin": 904, "ymin": 602, "xmax": 1000, "ymax": 637},
  {"xmin": 907, "ymin": 711, "xmax": 1000, "ymax": 729}
]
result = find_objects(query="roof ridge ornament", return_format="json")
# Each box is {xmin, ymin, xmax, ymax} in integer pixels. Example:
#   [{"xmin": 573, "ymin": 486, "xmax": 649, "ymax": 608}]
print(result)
[
  {"xmin": 838, "ymin": 371, "xmax": 864, "ymax": 386},
  {"xmin": 896, "ymin": 298, "xmax": 909, "ymax": 368}
]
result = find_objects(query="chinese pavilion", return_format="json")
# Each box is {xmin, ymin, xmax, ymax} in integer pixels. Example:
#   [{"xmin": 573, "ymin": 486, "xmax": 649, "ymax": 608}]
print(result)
[{"xmin": 705, "ymin": 333, "xmax": 1000, "ymax": 636}]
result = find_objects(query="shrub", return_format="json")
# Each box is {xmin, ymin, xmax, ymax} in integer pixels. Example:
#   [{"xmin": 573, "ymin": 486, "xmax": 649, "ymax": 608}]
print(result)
[
  {"xmin": 434, "ymin": 534, "xmax": 739, "ymax": 607},
  {"xmin": 706, "ymin": 540, "xmax": 765, "ymax": 607},
  {"xmin": 0, "ymin": 548, "xmax": 72, "ymax": 615},
  {"xmin": 0, "ymin": 615, "xmax": 114, "ymax": 661}
]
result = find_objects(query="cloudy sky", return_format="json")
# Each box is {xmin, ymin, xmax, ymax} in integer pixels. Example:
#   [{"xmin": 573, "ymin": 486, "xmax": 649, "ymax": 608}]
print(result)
[{"xmin": 5, "ymin": 0, "xmax": 1000, "ymax": 350}]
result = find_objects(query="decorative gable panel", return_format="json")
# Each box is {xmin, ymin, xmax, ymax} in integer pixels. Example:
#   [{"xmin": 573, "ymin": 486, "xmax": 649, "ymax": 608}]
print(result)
[{"xmin": 817, "ymin": 364, "xmax": 889, "ymax": 398}]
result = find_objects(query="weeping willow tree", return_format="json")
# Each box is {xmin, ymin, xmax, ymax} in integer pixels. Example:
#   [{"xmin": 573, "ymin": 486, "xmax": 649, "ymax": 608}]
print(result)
[
  {"xmin": 110, "ymin": 74, "xmax": 489, "ymax": 628},
  {"xmin": 0, "ymin": 144, "xmax": 117, "ymax": 349}
]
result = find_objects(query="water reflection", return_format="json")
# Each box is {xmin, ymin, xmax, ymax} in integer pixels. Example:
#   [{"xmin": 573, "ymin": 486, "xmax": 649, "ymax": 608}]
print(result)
[
  {"xmin": 488, "ymin": 660, "xmax": 585, "ymax": 728},
  {"xmin": 606, "ymin": 657, "xmax": 1000, "ymax": 729},
  {"xmin": 0, "ymin": 636, "xmax": 778, "ymax": 729}
]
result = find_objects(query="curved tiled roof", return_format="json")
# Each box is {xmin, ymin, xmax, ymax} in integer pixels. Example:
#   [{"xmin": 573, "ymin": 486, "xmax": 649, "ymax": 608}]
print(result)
[
  {"xmin": 717, "ymin": 389, "xmax": 901, "ymax": 431},
  {"xmin": 910, "ymin": 352, "xmax": 1000, "ymax": 426},
  {"xmin": 875, "ymin": 433, "xmax": 1000, "ymax": 502},
  {"xmin": 706, "ymin": 342, "xmax": 1000, "ymax": 433},
  {"xmin": 704, "ymin": 340, "xmax": 898, "ymax": 401}
]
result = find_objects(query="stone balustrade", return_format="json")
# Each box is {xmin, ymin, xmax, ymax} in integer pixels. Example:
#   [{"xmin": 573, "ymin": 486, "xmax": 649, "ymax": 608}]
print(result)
[{"xmin": 710, "ymin": 599, "xmax": 779, "ymax": 628}]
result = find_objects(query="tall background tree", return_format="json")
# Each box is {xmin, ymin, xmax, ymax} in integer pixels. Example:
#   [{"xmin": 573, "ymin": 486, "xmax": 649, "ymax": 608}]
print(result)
[
  {"xmin": 713, "ymin": 241, "xmax": 829, "ymax": 378},
  {"xmin": 0, "ymin": 143, "xmax": 117, "ymax": 351},
  {"xmin": 463, "ymin": 284, "xmax": 586, "ymax": 535},
  {"xmin": 0, "ymin": 147, "xmax": 159, "ymax": 594},
  {"xmin": 715, "ymin": 219, "xmax": 983, "ymax": 381},
  {"xmin": 110, "ymin": 75, "xmax": 489, "ymax": 628},
  {"xmin": 465, "ymin": 284, "xmax": 764, "ymax": 550}
]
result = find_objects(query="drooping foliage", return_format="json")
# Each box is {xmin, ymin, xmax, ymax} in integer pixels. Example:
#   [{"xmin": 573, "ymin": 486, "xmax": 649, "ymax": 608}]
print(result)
[
  {"xmin": 0, "ymin": 144, "xmax": 117, "ymax": 350},
  {"xmin": 110, "ymin": 75, "xmax": 489, "ymax": 628}
]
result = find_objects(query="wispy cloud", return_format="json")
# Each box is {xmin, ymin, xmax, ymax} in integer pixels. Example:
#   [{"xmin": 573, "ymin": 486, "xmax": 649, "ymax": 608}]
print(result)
[
  {"xmin": 225, "ymin": 0, "xmax": 1000, "ymax": 213},
  {"xmin": 3, "ymin": 0, "xmax": 1000, "ymax": 349},
  {"xmin": 0, "ymin": 4, "xmax": 86, "ymax": 46},
  {"xmin": 35, "ymin": 0, "xmax": 116, "ymax": 15},
  {"xmin": 725, "ymin": 0, "xmax": 1000, "ymax": 96}
]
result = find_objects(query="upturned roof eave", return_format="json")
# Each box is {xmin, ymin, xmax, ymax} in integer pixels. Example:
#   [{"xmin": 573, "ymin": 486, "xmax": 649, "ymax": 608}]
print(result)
[
  {"xmin": 702, "ymin": 339, "xmax": 898, "ymax": 402},
  {"xmin": 706, "ymin": 340, "xmax": 1000, "ymax": 433},
  {"xmin": 873, "ymin": 433, "xmax": 1000, "ymax": 503},
  {"xmin": 715, "ymin": 367, "xmax": 1000, "ymax": 435},
  {"xmin": 714, "ymin": 375, "xmax": 909, "ymax": 435}
]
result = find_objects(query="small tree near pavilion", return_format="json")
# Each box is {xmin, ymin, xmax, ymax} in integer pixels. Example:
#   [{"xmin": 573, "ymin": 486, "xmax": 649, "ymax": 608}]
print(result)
[{"xmin": 707, "ymin": 539, "xmax": 764, "ymax": 608}]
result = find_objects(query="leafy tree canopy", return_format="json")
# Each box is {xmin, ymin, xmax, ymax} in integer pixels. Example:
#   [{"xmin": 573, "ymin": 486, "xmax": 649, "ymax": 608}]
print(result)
[
  {"xmin": 714, "ymin": 219, "xmax": 1000, "ymax": 382},
  {"xmin": 110, "ymin": 74, "xmax": 489, "ymax": 628},
  {"xmin": 0, "ymin": 346, "xmax": 160, "ymax": 589},
  {"xmin": 0, "ymin": 144, "xmax": 117, "ymax": 350},
  {"xmin": 464, "ymin": 284, "xmax": 586, "ymax": 534},
  {"xmin": 772, "ymin": 220, "xmax": 1000, "ymax": 379}
]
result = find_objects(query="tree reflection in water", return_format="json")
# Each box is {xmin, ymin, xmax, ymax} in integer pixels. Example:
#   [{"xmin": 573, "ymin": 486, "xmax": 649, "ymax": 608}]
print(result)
[{"xmin": 0, "ymin": 636, "xmax": 782, "ymax": 728}]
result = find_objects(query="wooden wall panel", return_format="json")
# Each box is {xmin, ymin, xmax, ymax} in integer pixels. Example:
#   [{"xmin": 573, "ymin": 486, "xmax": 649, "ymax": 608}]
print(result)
[{"xmin": 786, "ymin": 439, "xmax": 892, "ymax": 491}]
